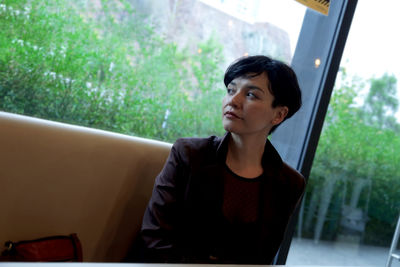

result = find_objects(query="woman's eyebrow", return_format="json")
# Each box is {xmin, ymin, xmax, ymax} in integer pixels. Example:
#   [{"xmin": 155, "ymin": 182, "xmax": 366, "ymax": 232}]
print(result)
[
  {"xmin": 229, "ymin": 81, "xmax": 265, "ymax": 94},
  {"xmin": 247, "ymin": 85, "xmax": 265, "ymax": 93}
]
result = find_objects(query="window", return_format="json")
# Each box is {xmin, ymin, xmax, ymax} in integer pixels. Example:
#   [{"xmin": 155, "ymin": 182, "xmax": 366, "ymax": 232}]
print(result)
[
  {"xmin": 0, "ymin": 0, "xmax": 305, "ymax": 143},
  {"xmin": 286, "ymin": 1, "xmax": 400, "ymax": 265}
]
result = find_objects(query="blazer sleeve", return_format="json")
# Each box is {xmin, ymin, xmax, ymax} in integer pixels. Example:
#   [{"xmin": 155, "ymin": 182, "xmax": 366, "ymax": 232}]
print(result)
[{"xmin": 140, "ymin": 139, "xmax": 187, "ymax": 262}]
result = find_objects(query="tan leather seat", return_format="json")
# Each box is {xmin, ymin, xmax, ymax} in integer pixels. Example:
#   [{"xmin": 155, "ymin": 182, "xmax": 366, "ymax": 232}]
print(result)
[{"xmin": 0, "ymin": 112, "xmax": 171, "ymax": 261}]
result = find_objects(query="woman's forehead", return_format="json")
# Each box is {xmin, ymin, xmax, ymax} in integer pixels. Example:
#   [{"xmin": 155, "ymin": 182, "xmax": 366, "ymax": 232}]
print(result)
[{"xmin": 231, "ymin": 72, "xmax": 270, "ymax": 86}]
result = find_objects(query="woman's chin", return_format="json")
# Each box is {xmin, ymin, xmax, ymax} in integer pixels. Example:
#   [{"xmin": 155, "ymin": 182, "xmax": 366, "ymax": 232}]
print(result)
[
  {"xmin": 222, "ymin": 122, "xmax": 233, "ymax": 132},
  {"xmin": 223, "ymin": 123, "xmax": 240, "ymax": 134}
]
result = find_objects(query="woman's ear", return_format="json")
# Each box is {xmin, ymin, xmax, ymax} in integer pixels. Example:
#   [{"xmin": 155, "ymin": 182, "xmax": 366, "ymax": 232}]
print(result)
[{"xmin": 272, "ymin": 106, "xmax": 289, "ymax": 125}]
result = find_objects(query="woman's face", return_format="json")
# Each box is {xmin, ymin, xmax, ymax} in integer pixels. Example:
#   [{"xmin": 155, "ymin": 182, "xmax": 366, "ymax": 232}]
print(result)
[{"xmin": 222, "ymin": 72, "xmax": 288, "ymax": 137}]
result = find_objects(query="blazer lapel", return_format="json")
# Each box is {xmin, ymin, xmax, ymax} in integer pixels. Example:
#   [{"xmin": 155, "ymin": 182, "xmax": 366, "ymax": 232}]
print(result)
[{"xmin": 258, "ymin": 140, "xmax": 287, "ymax": 252}]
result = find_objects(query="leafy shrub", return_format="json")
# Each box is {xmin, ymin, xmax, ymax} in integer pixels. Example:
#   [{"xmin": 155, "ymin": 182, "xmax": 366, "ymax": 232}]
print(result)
[{"xmin": 0, "ymin": 0, "xmax": 226, "ymax": 142}]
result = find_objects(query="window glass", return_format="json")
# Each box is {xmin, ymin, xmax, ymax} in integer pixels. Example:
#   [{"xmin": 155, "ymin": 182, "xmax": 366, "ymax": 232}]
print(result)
[
  {"xmin": 287, "ymin": 1, "xmax": 400, "ymax": 265},
  {"xmin": 0, "ymin": 0, "xmax": 305, "ymax": 142}
]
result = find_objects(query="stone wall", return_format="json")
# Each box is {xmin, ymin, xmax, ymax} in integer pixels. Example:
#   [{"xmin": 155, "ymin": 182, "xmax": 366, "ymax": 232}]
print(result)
[{"xmin": 129, "ymin": 0, "xmax": 292, "ymax": 65}]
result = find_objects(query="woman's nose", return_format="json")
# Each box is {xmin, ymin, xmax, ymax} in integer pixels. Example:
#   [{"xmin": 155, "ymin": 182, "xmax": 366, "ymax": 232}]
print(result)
[{"xmin": 229, "ymin": 91, "xmax": 242, "ymax": 108}]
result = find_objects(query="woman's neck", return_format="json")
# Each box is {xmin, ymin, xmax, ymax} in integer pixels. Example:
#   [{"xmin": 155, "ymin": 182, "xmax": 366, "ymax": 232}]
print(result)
[{"xmin": 225, "ymin": 132, "xmax": 267, "ymax": 178}]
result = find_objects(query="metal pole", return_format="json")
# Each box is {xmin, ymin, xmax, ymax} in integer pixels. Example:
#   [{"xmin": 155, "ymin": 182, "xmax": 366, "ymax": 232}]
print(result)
[{"xmin": 386, "ymin": 213, "xmax": 400, "ymax": 267}]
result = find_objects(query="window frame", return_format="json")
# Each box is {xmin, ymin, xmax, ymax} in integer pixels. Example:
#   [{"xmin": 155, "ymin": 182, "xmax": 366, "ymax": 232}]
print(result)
[{"xmin": 270, "ymin": 0, "xmax": 359, "ymax": 264}]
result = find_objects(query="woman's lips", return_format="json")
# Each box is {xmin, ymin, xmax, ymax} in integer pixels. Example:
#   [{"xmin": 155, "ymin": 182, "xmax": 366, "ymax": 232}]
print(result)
[{"xmin": 224, "ymin": 111, "xmax": 242, "ymax": 119}]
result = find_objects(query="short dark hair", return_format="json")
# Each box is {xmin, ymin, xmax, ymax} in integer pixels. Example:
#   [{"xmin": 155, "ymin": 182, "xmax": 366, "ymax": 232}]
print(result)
[{"xmin": 224, "ymin": 55, "xmax": 302, "ymax": 134}]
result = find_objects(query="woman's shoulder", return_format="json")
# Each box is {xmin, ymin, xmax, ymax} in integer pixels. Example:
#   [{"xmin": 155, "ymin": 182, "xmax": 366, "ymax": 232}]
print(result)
[{"xmin": 281, "ymin": 162, "xmax": 306, "ymax": 190}]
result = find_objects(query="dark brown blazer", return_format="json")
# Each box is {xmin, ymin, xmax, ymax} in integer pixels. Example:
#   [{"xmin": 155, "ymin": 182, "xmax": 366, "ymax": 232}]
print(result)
[{"xmin": 140, "ymin": 132, "xmax": 305, "ymax": 264}]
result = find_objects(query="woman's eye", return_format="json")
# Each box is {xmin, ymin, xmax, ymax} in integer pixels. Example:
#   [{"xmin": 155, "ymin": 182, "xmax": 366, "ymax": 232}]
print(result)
[
  {"xmin": 227, "ymin": 88, "xmax": 234, "ymax": 94},
  {"xmin": 247, "ymin": 92, "xmax": 257, "ymax": 98}
]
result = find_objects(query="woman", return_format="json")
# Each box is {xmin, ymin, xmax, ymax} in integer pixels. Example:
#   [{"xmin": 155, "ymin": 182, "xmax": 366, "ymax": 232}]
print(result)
[{"xmin": 139, "ymin": 55, "xmax": 305, "ymax": 264}]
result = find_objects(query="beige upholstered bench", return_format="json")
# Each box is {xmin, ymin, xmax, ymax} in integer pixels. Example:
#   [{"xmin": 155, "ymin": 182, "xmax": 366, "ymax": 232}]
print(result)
[{"xmin": 0, "ymin": 112, "xmax": 171, "ymax": 261}]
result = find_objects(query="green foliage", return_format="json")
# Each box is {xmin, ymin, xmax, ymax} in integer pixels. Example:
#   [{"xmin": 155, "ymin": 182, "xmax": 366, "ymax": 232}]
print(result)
[
  {"xmin": 362, "ymin": 73, "xmax": 399, "ymax": 131},
  {"xmin": 303, "ymin": 67, "xmax": 400, "ymax": 246},
  {"xmin": 0, "ymin": 0, "xmax": 226, "ymax": 142}
]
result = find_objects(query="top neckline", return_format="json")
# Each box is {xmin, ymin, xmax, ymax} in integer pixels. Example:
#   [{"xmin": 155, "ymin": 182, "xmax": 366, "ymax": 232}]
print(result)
[{"xmin": 224, "ymin": 163, "xmax": 263, "ymax": 181}]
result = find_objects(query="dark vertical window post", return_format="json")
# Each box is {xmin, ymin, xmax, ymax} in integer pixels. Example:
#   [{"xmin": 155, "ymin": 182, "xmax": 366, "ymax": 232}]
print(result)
[{"xmin": 270, "ymin": 0, "xmax": 358, "ymax": 264}]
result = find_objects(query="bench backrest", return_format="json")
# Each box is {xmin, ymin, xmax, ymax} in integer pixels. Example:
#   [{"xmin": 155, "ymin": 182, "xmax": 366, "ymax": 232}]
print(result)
[{"xmin": 0, "ymin": 112, "xmax": 171, "ymax": 261}]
